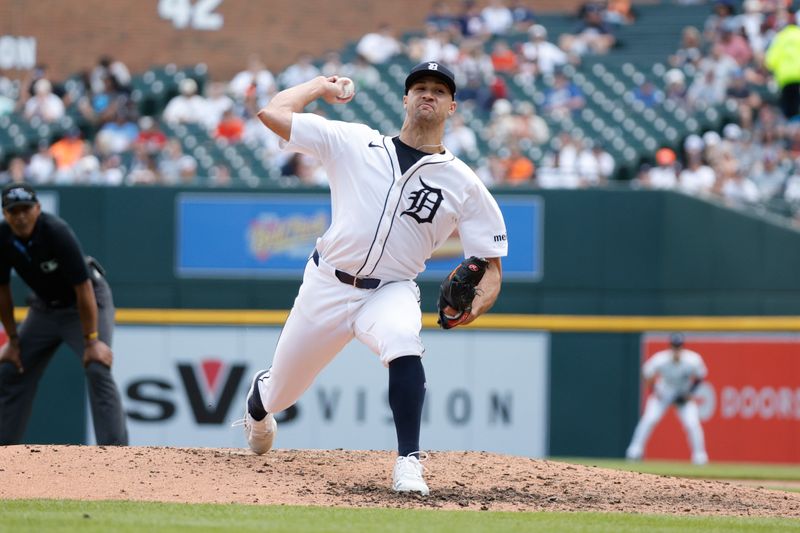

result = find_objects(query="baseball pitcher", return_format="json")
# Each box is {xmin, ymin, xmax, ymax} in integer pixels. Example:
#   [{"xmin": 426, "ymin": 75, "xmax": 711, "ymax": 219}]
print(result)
[{"xmin": 236, "ymin": 62, "xmax": 508, "ymax": 495}]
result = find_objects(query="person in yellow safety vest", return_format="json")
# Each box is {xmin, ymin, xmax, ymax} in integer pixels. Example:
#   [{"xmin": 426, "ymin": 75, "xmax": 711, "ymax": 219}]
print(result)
[{"xmin": 765, "ymin": 19, "xmax": 800, "ymax": 121}]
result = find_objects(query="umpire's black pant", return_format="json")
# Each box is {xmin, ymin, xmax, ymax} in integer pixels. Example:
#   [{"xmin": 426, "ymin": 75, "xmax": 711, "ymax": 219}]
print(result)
[{"xmin": 0, "ymin": 270, "xmax": 128, "ymax": 445}]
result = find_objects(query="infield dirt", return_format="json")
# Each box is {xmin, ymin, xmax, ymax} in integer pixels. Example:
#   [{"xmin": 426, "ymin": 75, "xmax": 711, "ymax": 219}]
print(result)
[{"xmin": 1, "ymin": 446, "xmax": 798, "ymax": 517}]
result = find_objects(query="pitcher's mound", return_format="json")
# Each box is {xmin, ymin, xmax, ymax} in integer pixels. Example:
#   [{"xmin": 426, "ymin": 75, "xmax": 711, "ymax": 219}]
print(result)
[{"xmin": 1, "ymin": 446, "xmax": 798, "ymax": 516}]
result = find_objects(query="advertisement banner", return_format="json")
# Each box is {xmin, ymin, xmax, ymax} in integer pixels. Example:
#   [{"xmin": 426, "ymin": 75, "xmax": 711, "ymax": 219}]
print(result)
[
  {"xmin": 176, "ymin": 194, "xmax": 331, "ymax": 277},
  {"xmin": 639, "ymin": 334, "xmax": 800, "ymax": 463},
  {"xmin": 101, "ymin": 327, "xmax": 549, "ymax": 457},
  {"xmin": 176, "ymin": 193, "xmax": 542, "ymax": 279}
]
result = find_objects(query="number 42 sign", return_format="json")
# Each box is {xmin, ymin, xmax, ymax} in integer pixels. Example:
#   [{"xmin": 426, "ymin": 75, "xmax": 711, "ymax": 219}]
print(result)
[{"xmin": 158, "ymin": 0, "xmax": 223, "ymax": 31}]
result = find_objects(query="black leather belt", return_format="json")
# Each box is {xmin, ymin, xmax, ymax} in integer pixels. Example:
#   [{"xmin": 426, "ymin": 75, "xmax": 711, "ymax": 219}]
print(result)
[{"xmin": 312, "ymin": 250, "xmax": 381, "ymax": 289}]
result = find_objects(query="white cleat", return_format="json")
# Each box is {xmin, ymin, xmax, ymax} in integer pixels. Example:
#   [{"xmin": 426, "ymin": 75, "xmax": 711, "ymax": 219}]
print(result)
[
  {"xmin": 692, "ymin": 452, "xmax": 708, "ymax": 466},
  {"xmin": 392, "ymin": 453, "xmax": 430, "ymax": 496},
  {"xmin": 233, "ymin": 370, "xmax": 277, "ymax": 455},
  {"xmin": 244, "ymin": 410, "xmax": 277, "ymax": 455}
]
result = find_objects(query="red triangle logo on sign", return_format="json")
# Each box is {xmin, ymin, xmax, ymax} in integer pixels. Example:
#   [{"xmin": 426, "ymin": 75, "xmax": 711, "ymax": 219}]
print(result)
[{"xmin": 200, "ymin": 359, "xmax": 223, "ymax": 393}]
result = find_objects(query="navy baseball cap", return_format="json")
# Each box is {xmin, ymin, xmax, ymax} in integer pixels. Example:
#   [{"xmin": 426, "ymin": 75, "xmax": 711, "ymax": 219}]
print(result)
[
  {"xmin": 669, "ymin": 333, "xmax": 685, "ymax": 347},
  {"xmin": 2, "ymin": 183, "xmax": 38, "ymax": 210},
  {"xmin": 405, "ymin": 61, "xmax": 457, "ymax": 97}
]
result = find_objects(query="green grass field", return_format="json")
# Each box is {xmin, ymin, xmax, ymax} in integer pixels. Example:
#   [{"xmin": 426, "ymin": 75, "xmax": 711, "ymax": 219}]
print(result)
[
  {"xmin": 3, "ymin": 459, "xmax": 799, "ymax": 533},
  {"xmin": 555, "ymin": 458, "xmax": 800, "ymax": 480},
  {"xmin": 1, "ymin": 500, "xmax": 799, "ymax": 533},
  {"xmin": 555, "ymin": 458, "xmax": 800, "ymax": 492}
]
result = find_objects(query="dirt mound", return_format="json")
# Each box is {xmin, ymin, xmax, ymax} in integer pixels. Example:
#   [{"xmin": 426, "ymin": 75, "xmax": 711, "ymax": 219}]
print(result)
[{"xmin": 1, "ymin": 446, "xmax": 798, "ymax": 516}]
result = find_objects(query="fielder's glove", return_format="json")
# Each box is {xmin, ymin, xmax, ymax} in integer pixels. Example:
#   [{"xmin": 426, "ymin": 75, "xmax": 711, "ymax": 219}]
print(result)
[
  {"xmin": 437, "ymin": 256, "xmax": 489, "ymax": 330},
  {"xmin": 673, "ymin": 394, "xmax": 690, "ymax": 406}
]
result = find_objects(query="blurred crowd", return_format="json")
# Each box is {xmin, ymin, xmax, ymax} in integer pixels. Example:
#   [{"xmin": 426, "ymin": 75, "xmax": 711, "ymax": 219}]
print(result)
[
  {"xmin": 2, "ymin": 0, "xmax": 800, "ymax": 224},
  {"xmin": 0, "ymin": 0, "xmax": 633, "ymax": 189},
  {"xmin": 633, "ymin": 0, "xmax": 800, "ymax": 224}
]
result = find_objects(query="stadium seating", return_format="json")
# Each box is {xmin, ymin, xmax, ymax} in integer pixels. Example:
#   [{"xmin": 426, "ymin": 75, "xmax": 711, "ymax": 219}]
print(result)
[{"xmin": 0, "ymin": 2, "xmax": 775, "ymax": 187}]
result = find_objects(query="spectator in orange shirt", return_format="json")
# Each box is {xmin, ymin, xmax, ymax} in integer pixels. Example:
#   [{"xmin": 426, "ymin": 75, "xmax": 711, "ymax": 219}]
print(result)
[
  {"xmin": 490, "ymin": 40, "xmax": 519, "ymax": 74},
  {"xmin": 48, "ymin": 129, "xmax": 84, "ymax": 173},
  {"xmin": 502, "ymin": 145, "xmax": 535, "ymax": 185},
  {"xmin": 215, "ymin": 109, "xmax": 245, "ymax": 142}
]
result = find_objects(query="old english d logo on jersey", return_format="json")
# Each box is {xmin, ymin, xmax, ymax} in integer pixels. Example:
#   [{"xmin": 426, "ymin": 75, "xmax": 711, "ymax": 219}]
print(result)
[{"xmin": 401, "ymin": 178, "xmax": 443, "ymax": 224}]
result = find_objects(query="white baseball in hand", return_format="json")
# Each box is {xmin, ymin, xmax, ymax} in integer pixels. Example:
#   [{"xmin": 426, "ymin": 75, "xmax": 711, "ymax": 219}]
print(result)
[{"xmin": 335, "ymin": 77, "xmax": 355, "ymax": 101}]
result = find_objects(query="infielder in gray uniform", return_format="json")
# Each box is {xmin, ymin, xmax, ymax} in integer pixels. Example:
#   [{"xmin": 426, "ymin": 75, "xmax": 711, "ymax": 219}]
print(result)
[
  {"xmin": 0, "ymin": 183, "xmax": 128, "ymax": 446},
  {"xmin": 237, "ymin": 62, "xmax": 508, "ymax": 495}
]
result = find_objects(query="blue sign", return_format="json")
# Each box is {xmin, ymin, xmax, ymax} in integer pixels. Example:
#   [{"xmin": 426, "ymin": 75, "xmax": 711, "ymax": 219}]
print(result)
[
  {"xmin": 177, "ymin": 194, "xmax": 543, "ymax": 280},
  {"xmin": 177, "ymin": 194, "xmax": 331, "ymax": 277}
]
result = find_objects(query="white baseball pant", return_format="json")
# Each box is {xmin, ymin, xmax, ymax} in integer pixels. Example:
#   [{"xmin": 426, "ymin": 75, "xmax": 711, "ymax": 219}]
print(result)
[
  {"xmin": 256, "ymin": 255, "xmax": 424, "ymax": 414},
  {"xmin": 626, "ymin": 394, "xmax": 708, "ymax": 465}
]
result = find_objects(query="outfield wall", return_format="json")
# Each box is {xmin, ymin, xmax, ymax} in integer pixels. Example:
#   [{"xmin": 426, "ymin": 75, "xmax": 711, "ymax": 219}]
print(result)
[
  {"xmin": 15, "ymin": 186, "xmax": 800, "ymax": 315},
  {"xmin": 9, "ymin": 314, "xmax": 799, "ymax": 463}
]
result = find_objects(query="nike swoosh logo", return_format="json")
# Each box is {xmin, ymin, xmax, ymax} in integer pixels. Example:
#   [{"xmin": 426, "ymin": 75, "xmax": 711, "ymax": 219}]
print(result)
[{"xmin": 368, "ymin": 141, "xmax": 381, "ymax": 148}]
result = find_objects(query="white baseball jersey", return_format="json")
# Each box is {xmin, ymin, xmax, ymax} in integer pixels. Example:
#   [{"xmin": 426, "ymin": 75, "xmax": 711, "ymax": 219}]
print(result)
[
  {"xmin": 282, "ymin": 113, "xmax": 508, "ymax": 280},
  {"xmin": 643, "ymin": 349, "xmax": 707, "ymax": 402}
]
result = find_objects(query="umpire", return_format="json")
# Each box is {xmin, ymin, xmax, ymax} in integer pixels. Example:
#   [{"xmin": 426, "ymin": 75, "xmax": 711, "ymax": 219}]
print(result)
[{"xmin": 0, "ymin": 183, "xmax": 128, "ymax": 445}]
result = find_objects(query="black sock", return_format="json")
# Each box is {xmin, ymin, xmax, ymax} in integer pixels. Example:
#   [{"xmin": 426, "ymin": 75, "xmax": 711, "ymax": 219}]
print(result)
[
  {"xmin": 248, "ymin": 370, "xmax": 269, "ymax": 421},
  {"xmin": 248, "ymin": 394, "xmax": 267, "ymax": 422},
  {"xmin": 388, "ymin": 356, "xmax": 426, "ymax": 458}
]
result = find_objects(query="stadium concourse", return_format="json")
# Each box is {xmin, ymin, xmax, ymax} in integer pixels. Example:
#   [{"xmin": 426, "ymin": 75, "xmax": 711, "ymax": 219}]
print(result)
[{"xmin": 1, "ymin": 1, "xmax": 800, "ymax": 224}]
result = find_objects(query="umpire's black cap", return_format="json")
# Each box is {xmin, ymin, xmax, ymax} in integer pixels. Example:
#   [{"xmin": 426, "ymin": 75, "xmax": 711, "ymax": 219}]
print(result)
[
  {"xmin": 405, "ymin": 61, "xmax": 457, "ymax": 97},
  {"xmin": 669, "ymin": 332, "xmax": 685, "ymax": 347},
  {"xmin": 2, "ymin": 183, "xmax": 38, "ymax": 210}
]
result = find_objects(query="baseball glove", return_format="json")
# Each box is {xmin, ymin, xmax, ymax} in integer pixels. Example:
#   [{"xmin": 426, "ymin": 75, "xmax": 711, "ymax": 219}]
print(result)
[
  {"xmin": 437, "ymin": 256, "xmax": 489, "ymax": 329},
  {"xmin": 673, "ymin": 394, "xmax": 690, "ymax": 406}
]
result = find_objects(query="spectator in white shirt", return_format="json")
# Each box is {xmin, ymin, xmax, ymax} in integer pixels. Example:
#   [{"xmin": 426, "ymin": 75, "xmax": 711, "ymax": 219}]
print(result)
[
  {"xmin": 710, "ymin": 149, "xmax": 757, "ymax": 204},
  {"xmin": 521, "ymin": 25, "xmax": 569, "ymax": 77},
  {"xmin": 783, "ymin": 159, "xmax": 800, "ymax": 207},
  {"xmin": 410, "ymin": 25, "xmax": 461, "ymax": 64},
  {"xmin": 687, "ymin": 69, "xmax": 726, "ymax": 111},
  {"xmin": 229, "ymin": 55, "xmax": 276, "ymax": 107},
  {"xmin": 24, "ymin": 79, "xmax": 65, "ymax": 123},
  {"xmin": 679, "ymin": 153, "xmax": 716, "ymax": 196},
  {"xmin": 642, "ymin": 148, "xmax": 679, "ymax": 189},
  {"xmin": 356, "ymin": 24, "xmax": 403, "ymax": 64},
  {"xmin": 750, "ymin": 151, "xmax": 791, "ymax": 201},
  {"xmin": 26, "ymin": 141, "xmax": 56, "ymax": 184},
  {"xmin": 577, "ymin": 142, "xmax": 614, "ymax": 186},
  {"xmin": 516, "ymin": 101, "xmax": 549, "ymax": 146},
  {"xmin": 163, "ymin": 78, "xmax": 208, "ymax": 126},
  {"xmin": 204, "ymin": 82, "xmax": 235, "ymax": 130},
  {"xmin": 482, "ymin": 0, "xmax": 514, "ymax": 35},
  {"xmin": 158, "ymin": 139, "xmax": 197, "ymax": 185},
  {"xmin": 718, "ymin": 168, "xmax": 760, "ymax": 205}
]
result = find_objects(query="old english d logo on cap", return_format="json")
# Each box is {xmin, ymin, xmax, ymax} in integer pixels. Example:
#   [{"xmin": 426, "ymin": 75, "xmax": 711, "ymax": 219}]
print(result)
[{"xmin": 404, "ymin": 61, "xmax": 457, "ymax": 96}]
